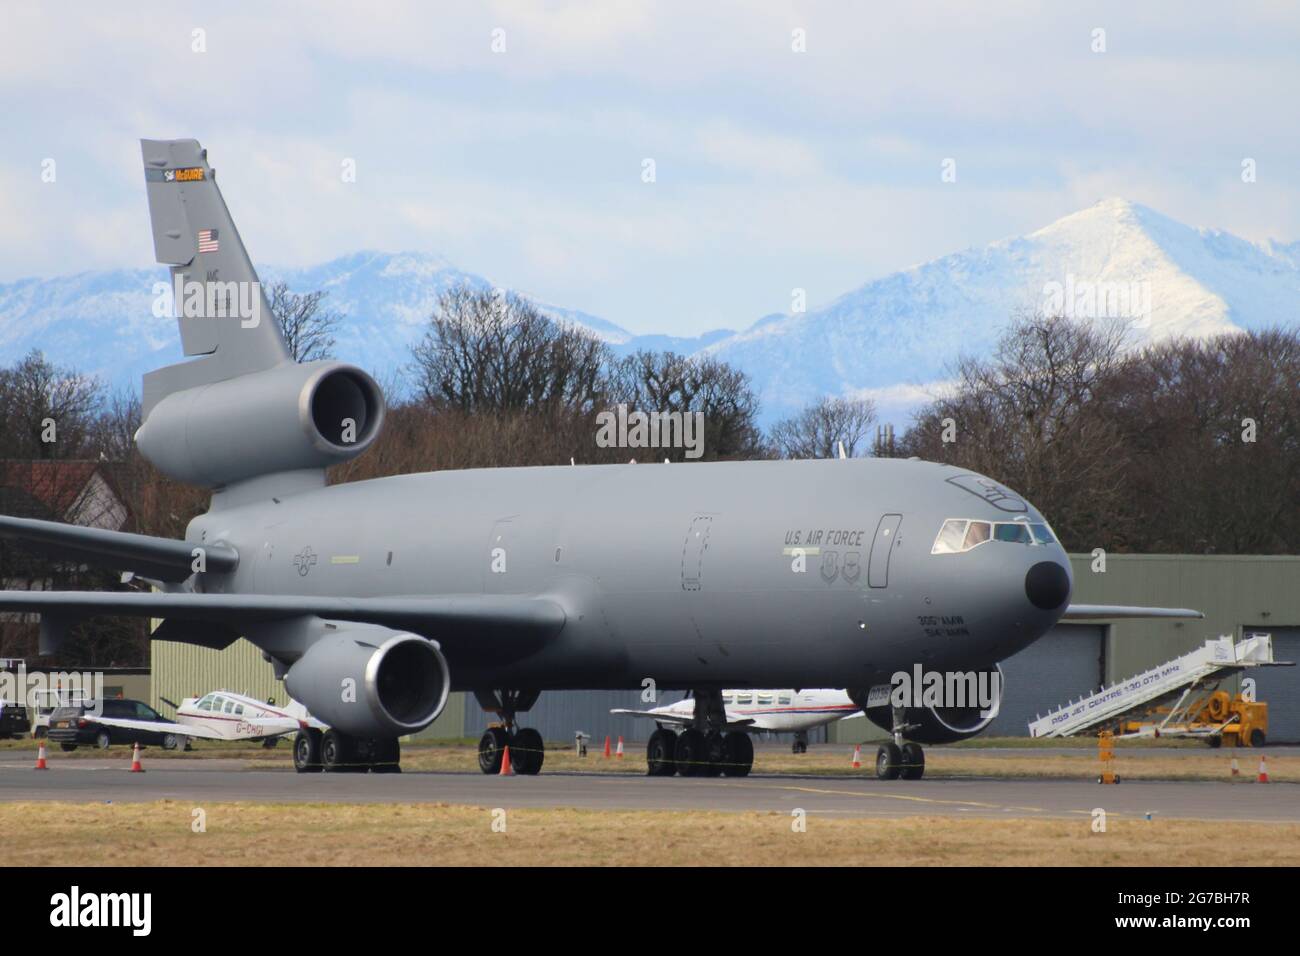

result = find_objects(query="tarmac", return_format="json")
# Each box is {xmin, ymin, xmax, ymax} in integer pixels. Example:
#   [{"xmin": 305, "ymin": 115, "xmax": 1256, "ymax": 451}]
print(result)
[{"xmin": 2, "ymin": 752, "xmax": 1296, "ymax": 822}]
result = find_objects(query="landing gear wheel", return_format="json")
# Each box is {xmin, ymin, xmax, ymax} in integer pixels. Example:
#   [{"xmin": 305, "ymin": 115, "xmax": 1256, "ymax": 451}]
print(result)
[
  {"xmin": 675, "ymin": 729, "xmax": 706, "ymax": 777},
  {"xmin": 512, "ymin": 727, "xmax": 544, "ymax": 775},
  {"xmin": 899, "ymin": 742, "xmax": 925, "ymax": 780},
  {"xmin": 262, "ymin": 736, "xmax": 279, "ymax": 749},
  {"xmin": 293, "ymin": 730, "xmax": 322, "ymax": 773},
  {"xmin": 646, "ymin": 728, "xmax": 678, "ymax": 776},
  {"xmin": 321, "ymin": 730, "xmax": 355, "ymax": 772},
  {"xmin": 722, "ymin": 732, "xmax": 753, "ymax": 777},
  {"xmin": 701, "ymin": 731, "xmax": 726, "ymax": 777},
  {"xmin": 792, "ymin": 738, "xmax": 808, "ymax": 754},
  {"xmin": 875, "ymin": 742, "xmax": 902, "ymax": 781},
  {"xmin": 478, "ymin": 727, "xmax": 510, "ymax": 775},
  {"xmin": 371, "ymin": 738, "xmax": 401, "ymax": 773}
]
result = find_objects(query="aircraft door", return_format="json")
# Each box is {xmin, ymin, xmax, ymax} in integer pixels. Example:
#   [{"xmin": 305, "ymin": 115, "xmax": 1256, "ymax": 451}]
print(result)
[
  {"xmin": 681, "ymin": 516, "xmax": 712, "ymax": 591},
  {"xmin": 868, "ymin": 514, "xmax": 902, "ymax": 588}
]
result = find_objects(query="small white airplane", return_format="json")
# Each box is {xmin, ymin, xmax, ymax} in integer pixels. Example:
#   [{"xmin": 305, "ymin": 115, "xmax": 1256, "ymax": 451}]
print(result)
[
  {"xmin": 613, "ymin": 688, "xmax": 861, "ymax": 754},
  {"xmin": 90, "ymin": 690, "xmax": 325, "ymax": 748}
]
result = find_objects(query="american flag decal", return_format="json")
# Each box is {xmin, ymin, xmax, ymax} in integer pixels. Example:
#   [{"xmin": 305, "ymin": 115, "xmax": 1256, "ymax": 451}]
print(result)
[{"xmin": 197, "ymin": 229, "xmax": 219, "ymax": 254}]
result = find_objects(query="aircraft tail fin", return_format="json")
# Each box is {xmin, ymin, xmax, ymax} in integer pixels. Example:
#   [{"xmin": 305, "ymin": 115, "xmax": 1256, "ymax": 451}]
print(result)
[{"xmin": 140, "ymin": 138, "xmax": 290, "ymax": 415}]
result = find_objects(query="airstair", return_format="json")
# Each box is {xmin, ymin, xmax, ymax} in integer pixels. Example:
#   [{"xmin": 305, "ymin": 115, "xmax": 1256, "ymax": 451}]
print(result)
[{"xmin": 1028, "ymin": 634, "xmax": 1277, "ymax": 739}]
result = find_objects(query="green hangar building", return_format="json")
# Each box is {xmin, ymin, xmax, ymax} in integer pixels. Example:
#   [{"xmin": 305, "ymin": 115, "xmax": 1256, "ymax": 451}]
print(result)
[{"xmin": 149, "ymin": 553, "xmax": 1300, "ymax": 746}]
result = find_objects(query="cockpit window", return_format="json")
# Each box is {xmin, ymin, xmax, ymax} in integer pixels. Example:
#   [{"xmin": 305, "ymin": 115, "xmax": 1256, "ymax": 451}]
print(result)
[
  {"xmin": 932, "ymin": 518, "xmax": 1056, "ymax": 554},
  {"xmin": 932, "ymin": 519, "xmax": 968, "ymax": 554}
]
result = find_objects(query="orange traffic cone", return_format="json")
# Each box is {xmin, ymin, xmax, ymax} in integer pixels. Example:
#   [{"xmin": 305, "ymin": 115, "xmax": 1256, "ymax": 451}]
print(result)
[
  {"xmin": 129, "ymin": 742, "xmax": 145, "ymax": 773},
  {"xmin": 615, "ymin": 736, "xmax": 625, "ymax": 758},
  {"xmin": 34, "ymin": 740, "xmax": 48, "ymax": 770},
  {"xmin": 499, "ymin": 745, "xmax": 514, "ymax": 776},
  {"xmin": 603, "ymin": 735, "xmax": 611, "ymax": 758},
  {"xmin": 851, "ymin": 744, "xmax": 862, "ymax": 769},
  {"xmin": 1230, "ymin": 755, "xmax": 1240, "ymax": 777},
  {"xmin": 1257, "ymin": 755, "xmax": 1269, "ymax": 783}
]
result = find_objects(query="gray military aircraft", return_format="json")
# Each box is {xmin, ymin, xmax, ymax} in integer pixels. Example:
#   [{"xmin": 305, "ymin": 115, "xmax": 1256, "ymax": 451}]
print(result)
[{"xmin": 0, "ymin": 139, "xmax": 1200, "ymax": 778}]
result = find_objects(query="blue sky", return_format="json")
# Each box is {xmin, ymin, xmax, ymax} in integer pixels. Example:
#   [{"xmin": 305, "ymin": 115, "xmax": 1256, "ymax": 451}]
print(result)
[{"xmin": 1, "ymin": 1, "xmax": 1297, "ymax": 336}]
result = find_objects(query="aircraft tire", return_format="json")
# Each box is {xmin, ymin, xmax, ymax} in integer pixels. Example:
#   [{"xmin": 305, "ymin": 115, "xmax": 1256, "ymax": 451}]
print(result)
[
  {"xmin": 478, "ymin": 727, "xmax": 510, "ymax": 774},
  {"xmin": 322, "ymin": 729, "xmax": 357, "ymax": 772},
  {"xmin": 513, "ymin": 727, "xmax": 544, "ymax": 775},
  {"xmin": 722, "ymin": 732, "xmax": 753, "ymax": 777},
  {"xmin": 701, "ymin": 731, "xmax": 726, "ymax": 777},
  {"xmin": 875, "ymin": 743, "xmax": 902, "ymax": 781},
  {"xmin": 371, "ymin": 737, "xmax": 401, "ymax": 773},
  {"xmin": 293, "ymin": 730, "xmax": 322, "ymax": 773},
  {"xmin": 646, "ymin": 728, "xmax": 677, "ymax": 776},
  {"xmin": 675, "ymin": 729, "xmax": 706, "ymax": 777},
  {"xmin": 900, "ymin": 742, "xmax": 925, "ymax": 780}
]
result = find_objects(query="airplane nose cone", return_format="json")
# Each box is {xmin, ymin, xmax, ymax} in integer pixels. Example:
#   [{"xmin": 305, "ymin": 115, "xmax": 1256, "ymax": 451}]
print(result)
[{"xmin": 1025, "ymin": 561, "xmax": 1070, "ymax": 610}]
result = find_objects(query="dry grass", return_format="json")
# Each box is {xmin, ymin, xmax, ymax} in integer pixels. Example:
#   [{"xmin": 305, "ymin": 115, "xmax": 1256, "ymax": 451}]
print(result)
[{"xmin": 4, "ymin": 800, "xmax": 1299, "ymax": 866}]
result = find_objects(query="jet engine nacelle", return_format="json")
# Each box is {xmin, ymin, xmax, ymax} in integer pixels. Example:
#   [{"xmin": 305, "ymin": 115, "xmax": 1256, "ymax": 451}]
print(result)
[
  {"xmin": 136, "ymin": 361, "xmax": 385, "ymax": 487},
  {"xmin": 284, "ymin": 628, "xmax": 450, "ymax": 738},
  {"xmin": 859, "ymin": 665, "xmax": 1005, "ymax": 744}
]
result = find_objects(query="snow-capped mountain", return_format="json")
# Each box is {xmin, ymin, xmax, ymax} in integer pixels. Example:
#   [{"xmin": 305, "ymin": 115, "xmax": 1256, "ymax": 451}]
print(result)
[
  {"xmin": 702, "ymin": 198, "xmax": 1299, "ymax": 424},
  {"xmin": 0, "ymin": 199, "xmax": 1294, "ymax": 426}
]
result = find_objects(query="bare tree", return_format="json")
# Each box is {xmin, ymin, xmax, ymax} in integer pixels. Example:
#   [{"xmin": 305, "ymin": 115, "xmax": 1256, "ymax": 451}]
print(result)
[
  {"xmin": 410, "ymin": 285, "xmax": 612, "ymax": 415},
  {"xmin": 769, "ymin": 396, "xmax": 877, "ymax": 459},
  {"xmin": 267, "ymin": 281, "xmax": 341, "ymax": 363},
  {"xmin": 0, "ymin": 350, "xmax": 103, "ymax": 460},
  {"xmin": 609, "ymin": 350, "xmax": 764, "ymax": 460}
]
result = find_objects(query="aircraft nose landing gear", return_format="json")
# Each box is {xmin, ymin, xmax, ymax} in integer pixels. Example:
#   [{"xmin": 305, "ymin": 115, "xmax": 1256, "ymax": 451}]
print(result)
[{"xmin": 873, "ymin": 706, "xmax": 925, "ymax": 781}]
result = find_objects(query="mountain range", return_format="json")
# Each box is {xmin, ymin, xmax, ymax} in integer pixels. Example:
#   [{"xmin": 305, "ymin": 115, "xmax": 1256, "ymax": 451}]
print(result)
[{"xmin": 0, "ymin": 198, "xmax": 1295, "ymax": 428}]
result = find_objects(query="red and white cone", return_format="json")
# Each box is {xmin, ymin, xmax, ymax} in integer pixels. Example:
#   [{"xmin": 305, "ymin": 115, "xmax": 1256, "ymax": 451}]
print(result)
[
  {"xmin": 34, "ymin": 740, "xmax": 48, "ymax": 770},
  {"xmin": 1230, "ymin": 755, "xmax": 1240, "ymax": 777},
  {"xmin": 499, "ymin": 745, "xmax": 514, "ymax": 776},
  {"xmin": 129, "ymin": 742, "xmax": 145, "ymax": 773},
  {"xmin": 1257, "ymin": 755, "xmax": 1269, "ymax": 784},
  {"xmin": 603, "ymin": 735, "xmax": 611, "ymax": 759},
  {"xmin": 615, "ymin": 736, "xmax": 625, "ymax": 758},
  {"xmin": 851, "ymin": 744, "xmax": 862, "ymax": 769}
]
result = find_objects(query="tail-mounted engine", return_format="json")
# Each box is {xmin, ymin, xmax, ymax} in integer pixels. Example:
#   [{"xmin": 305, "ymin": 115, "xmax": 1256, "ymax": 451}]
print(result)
[{"xmin": 135, "ymin": 360, "xmax": 385, "ymax": 487}]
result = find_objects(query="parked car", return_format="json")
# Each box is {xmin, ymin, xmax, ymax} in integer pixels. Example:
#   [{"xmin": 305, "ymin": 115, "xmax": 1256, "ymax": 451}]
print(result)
[
  {"xmin": 46, "ymin": 698, "xmax": 184, "ymax": 752},
  {"xmin": 30, "ymin": 688, "xmax": 90, "ymax": 738},
  {"xmin": 0, "ymin": 700, "xmax": 30, "ymax": 739}
]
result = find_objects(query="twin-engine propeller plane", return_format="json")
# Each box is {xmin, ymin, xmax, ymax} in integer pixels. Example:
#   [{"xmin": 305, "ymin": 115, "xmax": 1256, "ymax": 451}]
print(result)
[
  {"xmin": 0, "ymin": 139, "xmax": 1201, "ymax": 778},
  {"xmin": 613, "ymin": 688, "xmax": 861, "ymax": 775}
]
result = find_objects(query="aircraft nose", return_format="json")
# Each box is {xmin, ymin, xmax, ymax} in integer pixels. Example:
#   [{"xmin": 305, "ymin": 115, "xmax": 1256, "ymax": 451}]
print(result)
[{"xmin": 1025, "ymin": 561, "xmax": 1070, "ymax": 610}]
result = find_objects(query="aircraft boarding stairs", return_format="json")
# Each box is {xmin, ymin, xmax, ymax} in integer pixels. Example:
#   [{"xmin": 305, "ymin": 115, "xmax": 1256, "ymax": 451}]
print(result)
[{"xmin": 1027, "ymin": 634, "xmax": 1278, "ymax": 739}]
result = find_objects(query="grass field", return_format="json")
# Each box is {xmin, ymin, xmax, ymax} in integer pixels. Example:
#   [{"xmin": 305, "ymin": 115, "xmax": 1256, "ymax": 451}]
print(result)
[
  {"xmin": 4, "ymin": 800, "xmax": 1299, "ymax": 866},
  {"xmin": 6, "ymin": 737, "xmax": 1291, "ymax": 782}
]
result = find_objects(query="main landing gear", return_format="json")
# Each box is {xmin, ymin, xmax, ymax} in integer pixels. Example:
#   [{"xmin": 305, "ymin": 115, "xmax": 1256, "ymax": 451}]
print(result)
[
  {"xmin": 293, "ymin": 728, "xmax": 401, "ymax": 773},
  {"xmin": 791, "ymin": 731, "xmax": 809, "ymax": 754},
  {"xmin": 873, "ymin": 705, "xmax": 925, "ymax": 781},
  {"xmin": 475, "ymin": 689, "xmax": 544, "ymax": 775},
  {"xmin": 645, "ymin": 689, "xmax": 754, "ymax": 778}
]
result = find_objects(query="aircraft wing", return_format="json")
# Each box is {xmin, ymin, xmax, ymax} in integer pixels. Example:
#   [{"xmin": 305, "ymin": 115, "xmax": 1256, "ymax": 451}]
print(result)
[
  {"xmin": 1062, "ymin": 605, "xmax": 1203, "ymax": 620},
  {"xmin": 82, "ymin": 716, "xmax": 226, "ymax": 740},
  {"xmin": 0, "ymin": 514, "xmax": 238, "ymax": 583},
  {"xmin": 0, "ymin": 590, "xmax": 567, "ymax": 656}
]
